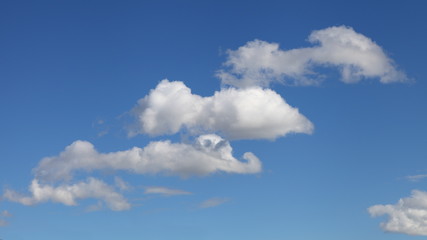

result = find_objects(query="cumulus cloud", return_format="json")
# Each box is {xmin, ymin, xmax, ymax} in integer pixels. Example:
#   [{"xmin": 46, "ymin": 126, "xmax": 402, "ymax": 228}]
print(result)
[
  {"xmin": 3, "ymin": 178, "xmax": 131, "ymax": 211},
  {"xmin": 368, "ymin": 190, "xmax": 427, "ymax": 235},
  {"xmin": 199, "ymin": 197, "xmax": 229, "ymax": 208},
  {"xmin": 217, "ymin": 26, "xmax": 407, "ymax": 88},
  {"xmin": 144, "ymin": 187, "xmax": 192, "ymax": 196},
  {"xmin": 129, "ymin": 80, "xmax": 313, "ymax": 139},
  {"xmin": 34, "ymin": 134, "xmax": 261, "ymax": 181}
]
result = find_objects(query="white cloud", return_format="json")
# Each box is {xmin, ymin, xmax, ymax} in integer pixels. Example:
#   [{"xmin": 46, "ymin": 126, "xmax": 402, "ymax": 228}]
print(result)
[
  {"xmin": 34, "ymin": 134, "xmax": 261, "ymax": 181},
  {"xmin": 3, "ymin": 178, "xmax": 131, "ymax": 211},
  {"xmin": 217, "ymin": 26, "xmax": 407, "ymax": 88},
  {"xmin": 114, "ymin": 177, "xmax": 131, "ymax": 191},
  {"xmin": 368, "ymin": 190, "xmax": 427, "ymax": 235},
  {"xmin": 144, "ymin": 187, "xmax": 192, "ymax": 196},
  {"xmin": 406, "ymin": 174, "xmax": 427, "ymax": 182},
  {"xmin": 129, "ymin": 80, "xmax": 313, "ymax": 140},
  {"xmin": 199, "ymin": 197, "xmax": 229, "ymax": 208}
]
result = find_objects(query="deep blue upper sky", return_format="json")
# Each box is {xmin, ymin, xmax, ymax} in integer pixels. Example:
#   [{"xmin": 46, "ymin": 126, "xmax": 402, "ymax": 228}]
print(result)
[{"xmin": 1, "ymin": 0, "xmax": 426, "ymax": 239}]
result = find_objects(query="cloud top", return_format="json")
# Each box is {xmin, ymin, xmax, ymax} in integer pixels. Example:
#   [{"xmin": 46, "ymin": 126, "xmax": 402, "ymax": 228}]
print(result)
[
  {"xmin": 218, "ymin": 26, "xmax": 407, "ymax": 88},
  {"xmin": 129, "ymin": 80, "xmax": 313, "ymax": 140}
]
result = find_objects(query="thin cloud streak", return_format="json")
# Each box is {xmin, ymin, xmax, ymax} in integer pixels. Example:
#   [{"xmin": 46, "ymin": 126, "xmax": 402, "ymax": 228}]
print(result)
[
  {"xmin": 199, "ymin": 197, "xmax": 229, "ymax": 208},
  {"xmin": 144, "ymin": 187, "xmax": 192, "ymax": 196},
  {"xmin": 405, "ymin": 174, "xmax": 427, "ymax": 182}
]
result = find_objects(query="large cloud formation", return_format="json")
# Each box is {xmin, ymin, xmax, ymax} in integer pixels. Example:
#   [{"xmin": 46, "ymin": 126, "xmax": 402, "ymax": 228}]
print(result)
[
  {"xmin": 217, "ymin": 26, "xmax": 407, "ymax": 88},
  {"xmin": 5, "ymin": 134, "xmax": 260, "ymax": 210},
  {"xmin": 35, "ymin": 134, "xmax": 261, "ymax": 181},
  {"xmin": 368, "ymin": 190, "xmax": 427, "ymax": 235},
  {"xmin": 4, "ymin": 26, "xmax": 408, "ymax": 214},
  {"xmin": 129, "ymin": 80, "xmax": 313, "ymax": 139}
]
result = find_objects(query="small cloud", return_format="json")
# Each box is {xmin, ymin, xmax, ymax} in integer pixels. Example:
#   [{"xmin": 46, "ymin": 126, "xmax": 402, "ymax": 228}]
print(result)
[
  {"xmin": 144, "ymin": 187, "xmax": 192, "ymax": 196},
  {"xmin": 406, "ymin": 174, "xmax": 427, "ymax": 182},
  {"xmin": 92, "ymin": 119, "xmax": 110, "ymax": 137},
  {"xmin": 0, "ymin": 210, "xmax": 11, "ymax": 218},
  {"xmin": 97, "ymin": 130, "xmax": 109, "ymax": 137},
  {"xmin": 3, "ymin": 178, "xmax": 131, "ymax": 211},
  {"xmin": 85, "ymin": 201, "xmax": 104, "ymax": 212},
  {"xmin": 114, "ymin": 177, "xmax": 131, "ymax": 191},
  {"xmin": 199, "ymin": 197, "xmax": 229, "ymax": 208}
]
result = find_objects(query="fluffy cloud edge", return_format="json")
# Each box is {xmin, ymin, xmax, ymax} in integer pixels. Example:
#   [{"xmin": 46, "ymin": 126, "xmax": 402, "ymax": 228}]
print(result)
[
  {"xmin": 3, "ymin": 178, "xmax": 131, "ymax": 211},
  {"xmin": 34, "ymin": 134, "xmax": 262, "ymax": 181},
  {"xmin": 368, "ymin": 190, "xmax": 427, "ymax": 236},
  {"xmin": 217, "ymin": 26, "xmax": 408, "ymax": 88},
  {"xmin": 129, "ymin": 80, "xmax": 313, "ymax": 139}
]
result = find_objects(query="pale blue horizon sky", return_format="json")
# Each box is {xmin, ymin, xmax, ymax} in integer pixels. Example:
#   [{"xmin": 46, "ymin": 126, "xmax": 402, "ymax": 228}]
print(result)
[{"xmin": 1, "ymin": 1, "xmax": 427, "ymax": 239}]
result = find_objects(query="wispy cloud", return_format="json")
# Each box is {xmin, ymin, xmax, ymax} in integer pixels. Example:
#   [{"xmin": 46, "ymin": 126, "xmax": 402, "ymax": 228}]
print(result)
[
  {"xmin": 199, "ymin": 197, "xmax": 229, "ymax": 208},
  {"xmin": 0, "ymin": 210, "xmax": 11, "ymax": 227},
  {"xmin": 114, "ymin": 177, "xmax": 131, "ymax": 191},
  {"xmin": 85, "ymin": 201, "xmax": 104, "ymax": 212},
  {"xmin": 405, "ymin": 174, "xmax": 427, "ymax": 182},
  {"xmin": 144, "ymin": 187, "xmax": 192, "ymax": 196}
]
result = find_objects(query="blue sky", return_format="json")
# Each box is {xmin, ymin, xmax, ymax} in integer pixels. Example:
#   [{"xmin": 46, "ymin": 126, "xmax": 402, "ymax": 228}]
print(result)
[{"xmin": 1, "ymin": 0, "xmax": 426, "ymax": 239}]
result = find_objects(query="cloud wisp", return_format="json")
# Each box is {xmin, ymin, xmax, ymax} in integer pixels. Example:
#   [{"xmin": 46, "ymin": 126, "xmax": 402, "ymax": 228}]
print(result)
[
  {"xmin": 218, "ymin": 26, "xmax": 408, "ymax": 88},
  {"xmin": 0, "ymin": 210, "xmax": 11, "ymax": 227},
  {"xmin": 199, "ymin": 197, "xmax": 229, "ymax": 208},
  {"xmin": 368, "ymin": 190, "xmax": 427, "ymax": 236},
  {"xmin": 144, "ymin": 187, "xmax": 192, "ymax": 196},
  {"xmin": 405, "ymin": 174, "xmax": 427, "ymax": 182},
  {"xmin": 129, "ymin": 80, "xmax": 313, "ymax": 140}
]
